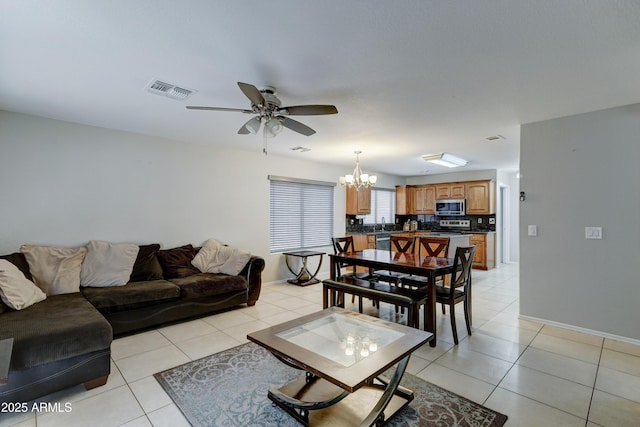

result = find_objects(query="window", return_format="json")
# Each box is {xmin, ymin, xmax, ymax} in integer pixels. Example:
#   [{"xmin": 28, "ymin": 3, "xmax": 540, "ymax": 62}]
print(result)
[
  {"xmin": 269, "ymin": 176, "xmax": 335, "ymax": 253},
  {"xmin": 363, "ymin": 188, "xmax": 395, "ymax": 225}
]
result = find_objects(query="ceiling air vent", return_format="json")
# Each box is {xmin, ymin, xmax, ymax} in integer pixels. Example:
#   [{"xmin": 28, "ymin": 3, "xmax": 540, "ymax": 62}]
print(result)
[
  {"xmin": 145, "ymin": 79, "xmax": 196, "ymax": 100},
  {"xmin": 485, "ymin": 134, "xmax": 506, "ymax": 142},
  {"xmin": 291, "ymin": 146, "xmax": 311, "ymax": 152}
]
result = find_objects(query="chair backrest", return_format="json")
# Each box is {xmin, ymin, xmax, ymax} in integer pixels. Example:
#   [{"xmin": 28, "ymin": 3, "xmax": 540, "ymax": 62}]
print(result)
[
  {"xmin": 416, "ymin": 236, "xmax": 449, "ymax": 258},
  {"xmin": 390, "ymin": 235, "xmax": 415, "ymax": 253},
  {"xmin": 332, "ymin": 236, "xmax": 356, "ymax": 277},
  {"xmin": 332, "ymin": 236, "xmax": 354, "ymax": 254},
  {"xmin": 451, "ymin": 245, "xmax": 477, "ymax": 290}
]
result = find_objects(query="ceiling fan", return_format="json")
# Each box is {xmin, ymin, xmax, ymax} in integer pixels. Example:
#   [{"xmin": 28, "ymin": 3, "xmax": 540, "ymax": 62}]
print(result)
[{"xmin": 186, "ymin": 82, "xmax": 338, "ymax": 143}]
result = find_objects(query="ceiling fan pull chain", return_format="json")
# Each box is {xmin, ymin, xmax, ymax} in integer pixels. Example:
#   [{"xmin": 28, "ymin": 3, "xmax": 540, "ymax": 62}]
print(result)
[{"xmin": 263, "ymin": 132, "xmax": 268, "ymax": 155}]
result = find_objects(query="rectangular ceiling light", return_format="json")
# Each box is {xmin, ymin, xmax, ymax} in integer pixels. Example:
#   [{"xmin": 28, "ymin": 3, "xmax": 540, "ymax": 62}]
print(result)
[
  {"xmin": 422, "ymin": 152, "xmax": 468, "ymax": 168},
  {"xmin": 145, "ymin": 79, "xmax": 196, "ymax": 100}
]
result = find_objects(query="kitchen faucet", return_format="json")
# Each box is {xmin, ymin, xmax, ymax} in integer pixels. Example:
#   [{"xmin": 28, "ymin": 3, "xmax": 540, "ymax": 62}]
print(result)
[{"xmin": 381, "ymin": 217, "xmax": 385, "ymax": 231}]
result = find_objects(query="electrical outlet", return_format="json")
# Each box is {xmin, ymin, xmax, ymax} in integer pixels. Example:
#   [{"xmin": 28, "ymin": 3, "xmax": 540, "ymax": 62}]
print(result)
[
  {"xmin": 528, "ymin": 225, "xmax": 537, "ymax": 236},
  {"xmin": 477, "ymin": 218, "xmax": 482, "ymax": 223},
  {"xmin": 585, "ymin": 226, "xmax": 602, "ymax": 239}
]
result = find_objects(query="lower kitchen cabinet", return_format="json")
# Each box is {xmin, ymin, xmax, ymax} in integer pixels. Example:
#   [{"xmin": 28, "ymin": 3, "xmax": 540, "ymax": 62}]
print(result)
[
  {"xmin": 468, "ymin": 233, "xmax": 495, "ymax": 270},
  {"xmin": 346, "ymin": 234, "xmax": 375, "ymax": 273}
]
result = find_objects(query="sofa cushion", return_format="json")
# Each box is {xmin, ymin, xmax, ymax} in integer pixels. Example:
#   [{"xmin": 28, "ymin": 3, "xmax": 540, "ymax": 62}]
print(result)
[
  {"xmin": 81, "ymin": 279, "xmax": 180, "ymax": 313},
  {"xmin": 129, "ymin": 244, "xmax": 164, "ymax": 282},
  {"xmin": 0, "ymin": 253, "xmax": 34, "ymax": 314},
  {"xmin": 192, "ymin": 239, "xmax": 252, "ymax": 276},
  {"xmin": 157, "ymin": 244, "xmax": 200, "ymax": 279},
  {"xmin": 0, "ymin": 292, "xmax": 112, "ymax": 370},
  {"xmin": 0, "ymin": 252, "xmax": 33, "ymax": 281},
  {"xmin": 20, "ymin": 245, "xmax": 87, "ymax": 296},
  {"xmin": 80, "ymin": 240, "xmax": 139, "ymax": 287},
  {"xmin": 169, "ymin": 273, "xmax": 248, "ymax": 299},
  {"xmin": 0, "ymin": 260, "xmax": 47, "ymax": 310}
]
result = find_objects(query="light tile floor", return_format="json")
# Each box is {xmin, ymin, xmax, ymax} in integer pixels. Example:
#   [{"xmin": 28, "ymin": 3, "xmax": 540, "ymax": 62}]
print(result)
[{"xmin": 2, "ymin": 263, "xmax": 640, "ymax": 426}]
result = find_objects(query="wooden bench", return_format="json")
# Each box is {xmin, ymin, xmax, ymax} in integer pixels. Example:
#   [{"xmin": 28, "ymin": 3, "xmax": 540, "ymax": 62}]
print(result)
[{"xmin": 322, "ymin": 277, "xmax": 428, "ymax": 329}]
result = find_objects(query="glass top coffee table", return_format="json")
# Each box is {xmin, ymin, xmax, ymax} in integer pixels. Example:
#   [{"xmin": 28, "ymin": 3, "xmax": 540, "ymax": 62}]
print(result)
[{"xmin": 247, "ymin": 307, "xmax": 433, "ymax": 426}]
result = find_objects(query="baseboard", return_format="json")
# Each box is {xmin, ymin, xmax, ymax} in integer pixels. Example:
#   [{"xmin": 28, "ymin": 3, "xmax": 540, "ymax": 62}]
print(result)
[{"xmin": 519, "ymin": 314, "xmax": 640, "ymax": 346}]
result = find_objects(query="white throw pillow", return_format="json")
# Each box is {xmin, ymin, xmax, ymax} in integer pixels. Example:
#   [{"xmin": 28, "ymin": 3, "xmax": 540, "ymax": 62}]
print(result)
[
  {"xmin": 191, "ymin": 239, "xmax": 224, "ymax": 272},
  {"xmin": 192, "ymin": 239, "xmax": 251, "ymax": 276},
  {"xmin": 21, "ymin": 245, "xmax": 87, "ymax": 295},
  {"xmin": 80, "ymin": 240, "xmax": 140, "ymax": 287},
  {"xmin": 0, "ymin": 259, "xmax": 47, "ymax": 309}
]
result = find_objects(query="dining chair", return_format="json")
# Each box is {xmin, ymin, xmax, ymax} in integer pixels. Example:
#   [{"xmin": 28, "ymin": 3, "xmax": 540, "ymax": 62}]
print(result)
[
  {"xmin": 436, "ymin": 245, "xmax": 476, "ymax": 345},
  {"xmin": 331, "ymin": 236, "xmax": 370, "ymax": 312},
  {"xmin": 370, "ymin": 235, "xmax": 416, "ymax": 315},
  {"xmin": 373, "ymin": 235, "xmax": 415, "ymax": 285},
  {"xmin": 400, "ymin": 236, "xmax": 449, "ymax": 289}
]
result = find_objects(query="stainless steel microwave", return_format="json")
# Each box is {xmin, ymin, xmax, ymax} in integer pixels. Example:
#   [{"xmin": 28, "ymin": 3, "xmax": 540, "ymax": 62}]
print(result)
[{"xmin": 435, "ymin": 199, "xmax": 465, "ymax": 216}]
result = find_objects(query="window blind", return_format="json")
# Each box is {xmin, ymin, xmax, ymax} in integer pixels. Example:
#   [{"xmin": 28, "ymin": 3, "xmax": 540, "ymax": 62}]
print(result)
[
  {"xmin": 363, "ymin": 188, "xmax": 395, "ymax": 225},
  {"xmin": 269, "ymin": 177, "xmax": 334, "ymax": 253}
]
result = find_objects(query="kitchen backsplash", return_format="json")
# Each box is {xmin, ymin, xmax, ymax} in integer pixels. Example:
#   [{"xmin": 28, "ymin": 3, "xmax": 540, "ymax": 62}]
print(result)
[{"xmin": 345, "ymin": 214, "xmax": 496, "ymax": 233}]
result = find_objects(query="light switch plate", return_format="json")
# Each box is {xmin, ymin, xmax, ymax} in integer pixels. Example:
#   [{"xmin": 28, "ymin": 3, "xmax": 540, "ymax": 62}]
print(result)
[
  {"xmin": 585, "ymin": 226, "xmax": 602, "ymax": 239},
  {"xmin": 528, "ymin": 225, "xmax": 537, "ymax": 236}
]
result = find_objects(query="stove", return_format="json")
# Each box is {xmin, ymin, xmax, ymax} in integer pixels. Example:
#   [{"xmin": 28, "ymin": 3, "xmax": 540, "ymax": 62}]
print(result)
[{"xmin": 439, "ymin": 219, "xmax": 471, "ymax": 232}]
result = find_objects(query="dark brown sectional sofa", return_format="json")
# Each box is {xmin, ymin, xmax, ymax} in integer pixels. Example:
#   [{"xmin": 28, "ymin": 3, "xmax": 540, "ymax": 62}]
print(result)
[{"xmin": 0, "ymin": 243, "xmax": 265, "ymax": 404}]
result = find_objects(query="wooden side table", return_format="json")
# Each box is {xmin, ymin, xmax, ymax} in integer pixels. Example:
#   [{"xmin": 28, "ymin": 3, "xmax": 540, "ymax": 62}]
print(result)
[
  {"xmin": 0, "ymin": 338, "xmax": 14, "ymax": 385},
  {"xmin": 282, "ymin": 251, "xmax": 325, "ymax": 286}
]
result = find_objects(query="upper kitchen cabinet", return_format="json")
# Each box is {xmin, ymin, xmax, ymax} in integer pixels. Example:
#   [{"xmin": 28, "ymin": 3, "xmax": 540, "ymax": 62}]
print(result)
[
  {"xmin": 414, "ymin": 184, "xmax": 435, "ymax": 214},
  {"xmin": 346, "ymin": 186, "xmax": 371, "ymax": 215},
  {"xmin": 465, "ymin": 180, "xmax": 495, "ymax": 214},
  {"xmin": 435, "ymin": 182, "xmax": 465, "ymax": 199},
  {"xmin": 396, "ymin": 185, "xmax": 408, "ymax": 215}
]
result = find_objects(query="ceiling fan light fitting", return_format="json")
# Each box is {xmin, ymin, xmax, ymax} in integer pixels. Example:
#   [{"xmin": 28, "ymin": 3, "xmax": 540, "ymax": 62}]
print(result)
[{"xmin": 245, "ymin": 117, "xmax": 261, "ymax": 134}]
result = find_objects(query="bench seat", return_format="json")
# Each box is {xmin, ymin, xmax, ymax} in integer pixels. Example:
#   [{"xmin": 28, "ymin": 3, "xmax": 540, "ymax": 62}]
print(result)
[{"xmin": 322, "ymin": 277, "xmax": 428, "ymax": 329}]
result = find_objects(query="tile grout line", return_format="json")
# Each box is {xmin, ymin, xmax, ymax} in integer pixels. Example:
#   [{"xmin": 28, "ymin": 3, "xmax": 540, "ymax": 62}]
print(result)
[{"xmin": 584, "ymin": 337, "xmax": 605, "ymax": 427}]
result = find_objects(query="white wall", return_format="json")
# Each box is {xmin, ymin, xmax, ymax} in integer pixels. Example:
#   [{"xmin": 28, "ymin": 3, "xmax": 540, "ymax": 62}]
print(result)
[
  {"xmin": 520, "ymin": 103, "xmax": 640, "ymax": 341},
  {"xmin": 0, "ymin": 110, "xmax": 403, "ymax": 284}
]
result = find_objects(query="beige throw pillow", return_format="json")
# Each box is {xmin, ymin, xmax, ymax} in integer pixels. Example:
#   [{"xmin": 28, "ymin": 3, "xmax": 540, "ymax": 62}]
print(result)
[
  {"xmin": 21, "ymin": 245, "xmax": 87, "ymax": 295},
  {"xmin": 192, "ymin": 239, "xmax": 251, "ymax": 276},
  {"xmin": 0, "ymin": 259, "xmax": 47, "ymax": 309},
  {"xmin": 80, "ymin": 240, "xmax": 140, "ymax": 287}
]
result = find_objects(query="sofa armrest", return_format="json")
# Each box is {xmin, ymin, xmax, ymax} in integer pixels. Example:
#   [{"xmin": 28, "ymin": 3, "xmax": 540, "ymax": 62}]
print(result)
[{"xmin": 239, "ymin": 255, "xmax": 265, "ymax": 306}]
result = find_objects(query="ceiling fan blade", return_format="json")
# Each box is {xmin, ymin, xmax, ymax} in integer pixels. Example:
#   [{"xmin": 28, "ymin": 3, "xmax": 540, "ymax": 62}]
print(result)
[
  {"xmin": 281, "ymin": 105, "xmax": 338, "ymax": 115},
  {"xmin": 186, "ymin": 106, "xmax": 253, "ymax": 113},
  {"xmin": 280, "ymin": 117, "xmax": 316, "ymax": 136},
  {"xmin": 237, "ymin": 82, "xmax": 266, "ymax": 107}
]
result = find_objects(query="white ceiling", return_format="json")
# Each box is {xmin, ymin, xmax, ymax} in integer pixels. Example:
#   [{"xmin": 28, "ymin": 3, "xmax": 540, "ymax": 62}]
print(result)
[{"xmin": 2, "ymin": 1, "xmax": 640, "ymax": 176}]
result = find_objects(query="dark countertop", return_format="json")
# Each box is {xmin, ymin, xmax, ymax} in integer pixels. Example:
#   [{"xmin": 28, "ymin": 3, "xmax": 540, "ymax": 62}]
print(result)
[{"xmin": 348, "ymin": 230, "xmax": 496, "ymax": 235}]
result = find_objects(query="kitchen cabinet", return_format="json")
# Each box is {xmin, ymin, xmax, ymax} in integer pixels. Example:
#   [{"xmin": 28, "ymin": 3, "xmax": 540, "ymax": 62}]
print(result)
[
  {"xmin": 346, "ymin": 186, "xmax": 371, "ymax": 215},
  {"xmin": 435, "ymin": 184, "xmax": 451, "ymax": 199},
  {"xmin": 465, "ymin": 180, "xmax": 495, "ymax": 214},
  {"xmin": 395, "ymin": 185, "xmax": 415, "ymax": 215},
  {"xmin": 346, "ymin": 233, "xmax": 374, "ymax": 273},
  {"xmin": 414, "ymin": 185, "xmax": 435, "ymax": 214},
  {"xmin": 468, "ymin": 233, "xmax": 495, "ymax": 270},
  {"xmin": 435, "ymin": 182, "xmax": 465, "ymax": 199},
  {"xmin": 451, "ymin": 183, "xmax": 466, "ymax": 199}
]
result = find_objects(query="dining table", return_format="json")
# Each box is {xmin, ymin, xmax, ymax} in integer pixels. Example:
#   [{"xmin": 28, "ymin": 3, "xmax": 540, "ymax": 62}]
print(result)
[{"xmin": 329, "ymin": 249, "xmax": 456, "ymax": 347}]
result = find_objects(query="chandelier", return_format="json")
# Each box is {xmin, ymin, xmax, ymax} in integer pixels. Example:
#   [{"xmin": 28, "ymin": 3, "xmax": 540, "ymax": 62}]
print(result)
[{"xmin": 339, "ymin": 151, "xmax": 377, "ymax": 190}]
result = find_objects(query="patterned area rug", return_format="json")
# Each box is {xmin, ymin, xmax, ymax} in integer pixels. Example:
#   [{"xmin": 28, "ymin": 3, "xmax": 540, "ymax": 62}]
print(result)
[{"xmin": 155, "ymin": 342, "xmax": 507, "ymax": 427}]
